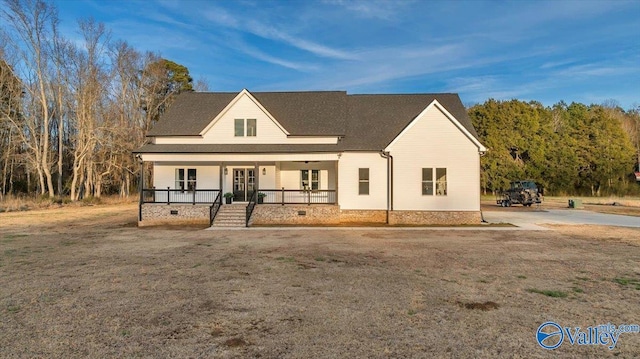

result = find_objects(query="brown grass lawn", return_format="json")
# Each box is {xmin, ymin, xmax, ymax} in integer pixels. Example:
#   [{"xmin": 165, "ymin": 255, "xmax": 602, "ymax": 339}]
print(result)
[{"xmin": 1, "ymin": 204, "xmax": 640, "ymax": 358}]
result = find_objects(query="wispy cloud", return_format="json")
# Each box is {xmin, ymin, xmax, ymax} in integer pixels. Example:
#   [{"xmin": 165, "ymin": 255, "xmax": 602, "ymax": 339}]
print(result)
[
  {"xmin": 229, "ymin": 39, "xmax": 319, "ymax": 72},
  {"xmin": 53, "ymin": 0, "xmax": 640, "ymax": 108},
  {"xmin": 539, "ymin": 59, "xmax": 578, "ymax": 69},
  {"xmin": 322, "ymin": 0, "xmax": 412, "ymax": 20},
  {"xmin": 556, "ymin": 64, "xmax": 637, "ymax": 78},
  {"xmin": 201, "ymin": 5, "xmax": 356, "ymax": 60}
]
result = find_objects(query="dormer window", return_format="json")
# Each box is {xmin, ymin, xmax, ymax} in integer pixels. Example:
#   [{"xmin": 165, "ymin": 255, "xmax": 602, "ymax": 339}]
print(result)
[
  {"xmin": 247, "ymin": 119, "xmax": 257, "ymax": 136},
  {"xmin": 234, "ymin": 118, "xmax": 257, "ymax": 137}
]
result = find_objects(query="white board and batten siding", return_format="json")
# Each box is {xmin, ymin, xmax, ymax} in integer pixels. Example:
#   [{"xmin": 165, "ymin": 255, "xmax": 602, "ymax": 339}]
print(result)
[
  {"xmin": 338, "ymin": 152, "xmax": 388, "ymax": 210},
  {"xmin": 386, "ymin": 104, "xmax": 481, "ymax": 211}
]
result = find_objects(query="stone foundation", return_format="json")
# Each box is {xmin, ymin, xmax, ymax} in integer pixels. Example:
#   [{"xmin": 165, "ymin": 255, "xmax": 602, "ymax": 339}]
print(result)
[
  {"xmin": 251, "ymin": 205, "xmax": 340, "ymax": 225},
  {"xmin": 139, "ymin": 204, "xmax": 210, "ymax": 226},
  {"xmin": 339, "ymin": 210, "xmax": 387, "ymax": 224},
  {"xmin": 388, "ymin": 210, "xmax": 481, "ymax": 225},
  {"xmin": 139, "ymin": 204, "xmax": 482, "ymax": 226}
]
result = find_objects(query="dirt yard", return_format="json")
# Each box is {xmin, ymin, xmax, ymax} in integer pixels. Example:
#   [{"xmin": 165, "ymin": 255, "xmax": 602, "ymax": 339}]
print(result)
[{"xmin": 1, "ymin": 204, "xmax": 639, "ymax": 358}]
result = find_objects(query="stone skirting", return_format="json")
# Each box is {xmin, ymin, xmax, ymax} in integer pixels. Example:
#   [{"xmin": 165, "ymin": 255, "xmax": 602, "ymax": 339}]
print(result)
[
  {"xmin": 139, "ymin": 203, "xmax": 210, "ymax": 226},
  {"xmin": 339, "ymin": 210, "xmax": 387, "ymax": 224},
  {"xmin": 388, "ymin": 210, "xmax": 481, "ymax": 225},
  {"xmin": 139, "ymin": 204, "xmax": 482, "ymax": 226},
  {"xmin": 250, "ymin": 205, "xmax": 341, "ymax": 225}
]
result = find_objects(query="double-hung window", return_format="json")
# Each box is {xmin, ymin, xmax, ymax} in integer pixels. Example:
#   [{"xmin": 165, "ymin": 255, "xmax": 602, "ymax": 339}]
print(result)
[
  {"xmin": 422, "ymin": 168, "xmax": 446, "ymax": 196},
  {"xmin": 234, "ymin": 118, "xmax": 257, "ymax": 137},
  {"xmin": 175, "ymin": 168, "xmax": 197, "ymax": 191},
  {"xmin": 359, "ymin": 168, "xmax": 369, "ymax": 195},
  {"xmin": 246, "ymin": 119, "xmax": 257, "ymax": 136},
  {"xmin": 234, "ymin": 119, "xmax": 244, "ymax": 137},
  {"xmin": 301, "ymin": 170, "xmax": 319, "ymax": 190}
]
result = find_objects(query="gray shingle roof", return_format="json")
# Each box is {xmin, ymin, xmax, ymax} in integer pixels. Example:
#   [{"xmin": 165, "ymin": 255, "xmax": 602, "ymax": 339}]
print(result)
[
  {"xmin": 146, "ymin": 92, "xmax": 238, "ymax": 136},
  {"xmin": 252, "ymin": 91, "xmax": 347, "ymax": 136},
  {"xmin": 342, "ymin": 93, "xmax": 479, "ymax": 150},
  {"xmin": 142, "ymin": 90, "xmax": 480, "ymax": 152}
]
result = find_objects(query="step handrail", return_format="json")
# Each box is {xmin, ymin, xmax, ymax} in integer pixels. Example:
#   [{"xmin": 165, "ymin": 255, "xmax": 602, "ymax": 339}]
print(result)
[
  {"xmin": 246, "ymin": 190, "xmax": 257, "ymax": 227},
  {"xmin": 209, "ymin": 192, "xmax": 223, "ymax": 226}
]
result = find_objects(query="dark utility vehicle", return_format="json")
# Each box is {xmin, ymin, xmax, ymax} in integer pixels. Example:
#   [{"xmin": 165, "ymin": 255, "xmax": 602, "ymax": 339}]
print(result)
[{"xmin": 496, "ymin": 180, "xmax": 543, "ymax": 207}]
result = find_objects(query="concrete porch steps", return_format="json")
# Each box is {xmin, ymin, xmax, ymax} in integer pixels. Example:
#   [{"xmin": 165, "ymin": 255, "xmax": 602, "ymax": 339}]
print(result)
[{"xmin": 211, "ymin": 204, "xmax": 247, "ymax": 228}]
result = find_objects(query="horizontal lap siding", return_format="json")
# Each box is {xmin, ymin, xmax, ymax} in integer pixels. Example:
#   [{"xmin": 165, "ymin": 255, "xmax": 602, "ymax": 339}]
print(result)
[
  {"xmin": 278, "ymin": 161, "xmax": 335, "ymax": 190},
  {"xmin": 202, "ymin": 94, "xmax": 287, "ymax": 143},
  {"xmin": 388, "ymin": 106, "xmax": 479, "ymax": 211},
  {"xmin": 338, "ymin": 152, "xmax": 387, "ymax": 210},
  {"xmin": 153, "ymin": 164, "xmax": 220, "ymax": 190},
  {"xmin": 259, "ymin": 166, "xmax": 276, "ymax": 189}
]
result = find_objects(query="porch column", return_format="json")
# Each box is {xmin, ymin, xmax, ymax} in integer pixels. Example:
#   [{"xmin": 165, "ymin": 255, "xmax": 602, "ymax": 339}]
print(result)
[
  {"xmin": 255, "ymin": 162, "xmax": 259, "ymax": 193},
  {"xmin": 335, "ymin": 158, "xmax": 339, "ymax": 205},
  {"xmin": 138, "ymin": 158, "xmax": 143, "ymax": 222},
  {"xmin": 219, "ymin": 162, "xmax": 224, "ymax": 195}
]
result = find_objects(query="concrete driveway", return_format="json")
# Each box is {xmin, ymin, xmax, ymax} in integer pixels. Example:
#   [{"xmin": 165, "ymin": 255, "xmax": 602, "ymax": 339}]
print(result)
[{"xmin": 483, "ymin": 208, "xmax": 640, "ymax": 230}]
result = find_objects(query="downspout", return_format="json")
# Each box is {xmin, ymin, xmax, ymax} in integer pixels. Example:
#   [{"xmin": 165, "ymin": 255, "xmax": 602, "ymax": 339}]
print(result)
[
  {"xmin": 380, "ymin": 151, "xmax": 393, "ymax": 224},
  {"xmin": 479, "ymin": 150, "xmax": 487, "ymax": 223}
]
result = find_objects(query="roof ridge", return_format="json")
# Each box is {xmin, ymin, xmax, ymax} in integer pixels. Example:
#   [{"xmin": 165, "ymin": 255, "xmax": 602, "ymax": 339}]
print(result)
[
  {"xmin": 348, "ymin": 93, "xmax": 459, "ymax": 97},
  {"xmin": 251, "ymin": 90, "xmax": 347, "ymax": 94}
]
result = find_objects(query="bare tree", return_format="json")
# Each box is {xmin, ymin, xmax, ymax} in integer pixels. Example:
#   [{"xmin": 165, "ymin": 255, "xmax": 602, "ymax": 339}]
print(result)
[
  {"xmin": 1, "ymin": 0, "xmax": 58, "ymax": 196},
  {"xmin": 66, "ymin": 19, "xmax": 110, "ymax": 200},
  {"xmin": 0, "ymin": 49, "xmax": 23, "ymax": 198}
]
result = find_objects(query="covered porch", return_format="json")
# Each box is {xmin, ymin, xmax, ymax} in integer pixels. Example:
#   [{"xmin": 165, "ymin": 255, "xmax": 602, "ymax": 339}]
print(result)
[
  {"xmin": 141, "ymin": 160, "xmax": 338, "ymax": 205},
  {"xmin": 137, "ymin": 152, "xmax": 342, "ymax": 226}
]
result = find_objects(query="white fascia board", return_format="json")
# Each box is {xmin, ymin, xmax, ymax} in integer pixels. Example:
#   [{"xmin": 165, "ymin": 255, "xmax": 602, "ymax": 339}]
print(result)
[
  {"xmin": 140, "ymin": 152, "xmax": 341, "ymax": 162},
  {"xmin": 385, "ymin": 99, "xmax": 487, "ymax": 153},
  {"xmin": 198, "ymin": 89, "xmax": 290, "ymax": 136}
]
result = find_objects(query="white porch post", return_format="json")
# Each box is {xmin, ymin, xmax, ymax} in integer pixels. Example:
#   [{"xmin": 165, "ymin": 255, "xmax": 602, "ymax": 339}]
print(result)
[
  {"xmin": 334, "ymin": 158, "xmax": 339, "ymax": 205},
  {"xmin": 219, "ymin": 162, "xmax": 224, "ymax": 196},
  {"xmin": 255, "ymin": 162, "xmax": 259, "ymax": 193}
]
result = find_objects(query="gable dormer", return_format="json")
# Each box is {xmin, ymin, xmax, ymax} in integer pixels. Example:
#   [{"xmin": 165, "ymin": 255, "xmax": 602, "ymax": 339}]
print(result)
[
  {"xmin": 200, "ymin": 89, "xmax": 290, "ymax": 144},
  {"xmin": 153, "ymin": 89, "xmax": 340, "ymax": 145}
]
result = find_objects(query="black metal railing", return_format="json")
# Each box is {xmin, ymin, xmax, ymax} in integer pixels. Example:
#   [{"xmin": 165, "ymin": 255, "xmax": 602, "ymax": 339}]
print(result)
[
  {"xmin": 257, "ymin": 188, "xmax": 336, "ymax": 205},
  {"xmin": 209, "ymin": 191, "xmax": 223, "ymax": 226},
  {"xmin": 246, "ymin": 190, "xmax": 257, "ymax": 227},
  {"xmin": 142, "ymin": 188, "xmax": 221, "ymax": 204}
]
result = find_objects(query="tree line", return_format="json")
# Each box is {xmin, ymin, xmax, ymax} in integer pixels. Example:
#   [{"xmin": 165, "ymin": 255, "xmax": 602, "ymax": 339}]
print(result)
[
  {"xmin": 2, "ymin": 0, "xmax": 639, "ymax": 202},
  {"xmin": 0, "ymin": 0, "xmax": 202, "ymax": 201},
  {"xmin": 469, "ymin": 99, "xmax": 640, "ymax": 196}
]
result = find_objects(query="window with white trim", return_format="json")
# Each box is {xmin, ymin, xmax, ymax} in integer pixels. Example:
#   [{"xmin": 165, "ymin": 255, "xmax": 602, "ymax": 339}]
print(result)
[
  {"xmin": 234, "ymin": 118, "xmax": 244, "ymax": 137},
  {"xmin": 234, "ymin": 118, "xmax": 257, "ymax": 137},
  {"xmin": 247, "ymin": 118, "xmax": 257, "ymax": 136},
  {"xmin": 301, "ymin": 169, "xmax": 319, "ymax": 190},
  {"xmin": 436, "ymin": 168, "xmax": 447, "ymax": 195},
  {"xmin": 175, "ymin": 168, "xmax": 197, "ymax": 191},
  {"xmin": 422, "ymin": 168, "xmax": 433, "ymax": 195},
  {"xmin": 422, "ymin": 168, "xmax": 447, "ymax": 196},
  {"xmin": 359, "ymin": 168, "xmax": 369, "ymax": 195}
]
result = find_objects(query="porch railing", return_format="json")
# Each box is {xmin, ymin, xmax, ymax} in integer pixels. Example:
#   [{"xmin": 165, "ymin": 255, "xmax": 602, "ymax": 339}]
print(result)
[
  {"xmin": 142, "ymin": 188, "xmax": 221, "ymax": 204},
  {"xmin": 209, "ymin": 191, "xmax": 223, "ymax": 225},
  {"xmin": 246, "ymin": 190, "xmax": 257, "ymax": 227},
  {"xmin": 257, "ymin": 188, "xmax": 336, "ymax": 205}
]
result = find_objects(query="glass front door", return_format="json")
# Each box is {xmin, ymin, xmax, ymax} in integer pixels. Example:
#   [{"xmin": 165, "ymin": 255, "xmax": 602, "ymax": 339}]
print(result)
[{"xmin": 233, "ymin": 168, "xmax": 255, "ymax": 201}]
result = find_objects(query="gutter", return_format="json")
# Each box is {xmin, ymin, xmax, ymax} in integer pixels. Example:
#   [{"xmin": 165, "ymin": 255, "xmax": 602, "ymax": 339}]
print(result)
[{"xmin": 380, "ymin": 151, "xmax": 393, "ymax": 224}]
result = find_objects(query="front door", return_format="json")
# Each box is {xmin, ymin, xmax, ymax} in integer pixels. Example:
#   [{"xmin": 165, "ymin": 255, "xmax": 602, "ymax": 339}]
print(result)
[{"xmin": 233, "ymin": 168, "xmax": 256, "ymax": 202}]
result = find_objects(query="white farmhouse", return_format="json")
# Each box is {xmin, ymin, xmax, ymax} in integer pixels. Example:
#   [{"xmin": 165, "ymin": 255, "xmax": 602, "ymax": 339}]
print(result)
[{"xmin": 134, "ymin": 89, "xmax": 486, "ymax": 227}]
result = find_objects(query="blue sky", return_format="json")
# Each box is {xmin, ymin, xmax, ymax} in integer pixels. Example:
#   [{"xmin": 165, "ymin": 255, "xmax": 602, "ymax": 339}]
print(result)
[{"xmin": 55, "ymin": 0, "xmax": 639, "ymax": 108}]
